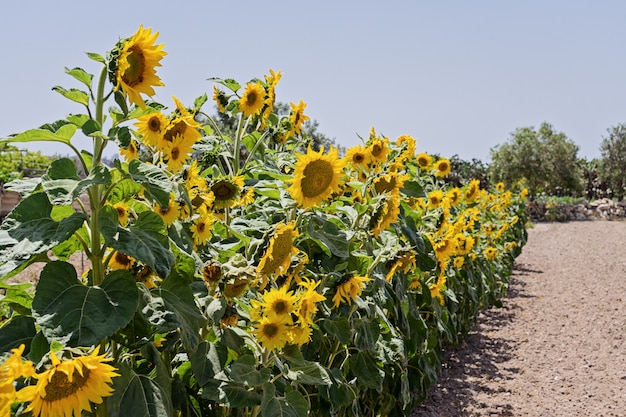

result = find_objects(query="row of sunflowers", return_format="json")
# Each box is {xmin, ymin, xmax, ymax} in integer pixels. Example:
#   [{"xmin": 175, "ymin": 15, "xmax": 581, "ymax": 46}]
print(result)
[{"xmin": 0, "ymin": 26, "xmax": 528, "ymax": 417}]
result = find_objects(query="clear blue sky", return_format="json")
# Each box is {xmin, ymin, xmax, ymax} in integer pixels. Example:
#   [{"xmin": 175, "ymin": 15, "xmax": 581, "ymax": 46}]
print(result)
[{"xmin": 2, "ymin": 0, "xmax": 625, "ymax": 162}]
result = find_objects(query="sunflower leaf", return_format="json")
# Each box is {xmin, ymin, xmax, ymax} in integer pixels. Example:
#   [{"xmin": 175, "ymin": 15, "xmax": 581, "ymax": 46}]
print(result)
[
  {"xmin": 128, "ymin": 159, "xmax": 172, "ymax": 208},
  {"xmin": 86, "ymin": 52, "xmax": 105, "ymax": 63},
  {"xmin": 99, "ymin": 206, "xmax": 174, "ymax": 279},
  {"xmin": 52, "ymin": 86, "xmax": 90, "ymax": 107},
  {"xmin": 0, "ymin": 316, "xmax": 36, "ymax": 353},
  {"xmin": 305, "ymin": 215, "xmax": 350, "ymax": 258},
  {"xmin": 32, "ymin": 261, "xmax": 139, "ymax": 347},
  {"xmin": 42, "ymin": 158, "xmax": 111, "ymax": 205},
  {"xmin": 64, "ymin": 67, "xmax": 93, "ymax": 89},
  {"xmin": 4, "ymin": 123, "xmax": 78, "ymax": 145}
]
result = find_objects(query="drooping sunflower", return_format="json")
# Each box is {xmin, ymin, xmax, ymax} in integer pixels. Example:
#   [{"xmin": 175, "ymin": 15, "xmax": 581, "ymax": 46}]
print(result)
[
  {"xmin": 368, "ymin": 138, "xmax": 389, "ymax": 164},
  {"xmin": 295, "ymin": 279, "xmax": 326, "ymax": 325},
  {"xmin": 287, "ymin": 146, "xmax": 346, "ymax": 208},
  {"xmin": 416, "ymin": 153, "xmax": 433, "ymax": 170},
  {"xmin": 288, "ymin": 100, "xmax": 310, "ymax": 137},
  {"xmin": 332, "ymin": 274, "xmax": 369, "ymax": 308},
  {"xmin": 113, "ymin": 25, "xmax": 167, "ymax": 109},
  {"xmin": 447, "ymin": 187, "xmax": 462, "ymax": 207},
  {"xmin": 253, "ymin": 316, "xmax": 291, "ymax": 351},
  {"xmin": 17, "ymin": 348, "xmax": 119, "ymax": 417},
  {"xmin": 464, "ymin": 179, "xmax": 481, "ymax": 203},
  {"xmin": 0, "ymin": 344, "xmax": 35, "ymax": 416},
  {"xmin": 287, "ymin": 323, "xmax": 313, "ymax": 346},
  {"xmin": 434, "ymin": 158, "xmax": 451, "ymax": 177},
  {"xmin": 163, "ymin": 133, "xmax": 196, "ymax": 172},
  {"xmin": 239, "ymin": 82, "xmax": 265, "ymax": 118},
  {"xmin": 256, "ymin": 222, "xmax": 299, "ymax": 285},
  {"xmin": 396, "ymin": 134, "xmax": 416, "ymax": 159},
  {"xmin": 210, "ymin": 176, "xmax": 244, "ymax": 209},
  {"xmin": 135, "ymin": 111, "xmax": 167, "ymax": 148},
  {"xmin": 372, "ymin": 193, "xmax": 401, "ymax": 236},
  {"xmin": 108, "ymin": 250, "xmax": 135, "ymax": 271},
  {"xmin": 373, "ymin": 172, "xmax": 409, "ymax": 195},
  {"xmin": 385, "ymin": 251, "xmax": 417, "ymax": 282},
  {"xmin": 213, "ymin": 85, "xmax": 229, "ymax": 114}
]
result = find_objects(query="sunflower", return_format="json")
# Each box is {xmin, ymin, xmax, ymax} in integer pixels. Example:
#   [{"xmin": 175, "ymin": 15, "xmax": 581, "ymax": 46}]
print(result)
[
  {"xmin": 288, "ymin": 323, "xmax": 313, "ymax": 346},
  {"xmin": 429, "ymin": 274, "xmax": 446, "ymax": 306},
  {"xmin": 287, "ymin": 146, "xmax": 346, "ymax": 208},
  {"xmin": 288, "ymin": 100, "xmax": 310, "ymax": 137},
  {"xmin": 447, "ymin": 187, "xmax": 462, "ymax": 206},
  {"xmin": 111, "ymin": 202, "xmax": 130, "ymax": 227},
  {"xmin": 295, "ymin": 279, "xmax": 326, "ymax": 325},
  {"xmin": 114, "ymin": 25, "xmax": 167, "ymax": 109},
  {"xmin": 385, "ymin": 251, "xmax": 417, "ymax": 282},
  {"xmin": 433, "ymin": 236, "xmax": 457, "ymax": 263},
  {"xmin": 345, "ymin": 144, "xmax": 371, "ymax": 169},
  {"xmin": 416, "ymin": 153, "xmax": 433, "ymax": 170},
  {"xmin": 427, "ymin": 189, "xmax": 444, "ymax": 209},
  {"xmin": 210, "ymin": 176, "xmax": 244, "ymax": 209},
  {"xmin": 368, "ymin": 138, "xmax": 389, "ymax": 164},
  {"xmin": 161, "ymin": 112, "xmax": 201, "ymax": 150},
  {"xmin": 372, "ymin": 193, "xmax": 401, "ymax": 236},
  {"xmin": 256, "ymin": 222, "xmax": 299, "ymax": 285},
  {"xmin": 135, "ymin": 111, "xmax": 167, "ymax": 148},
  {"xmin": 119, "ymin": 139, "xmax": 140, "ymax": 162},
  {"xmin": 464, "ymin": 179, "xmax": 481, "ymax": 203},
  {"xmin": 332, "ymin": 275, "xmax": 369, "ymax": 308},
  {"xmin": 396, "ymin": 135, "xmax": 416, "ymax": 158},
  {"xmin": 163, "ymin": 133, "xmax": 196, "ymax": 172},
  {"xmin": 0, "ymin": 345, "xmax": 35, "ymax": 415},
  {"xmin": 155, "ymin": 198, "xmax": 180, "ymax": 226},
  {"xmin": 18, "ymin": 348, "xmax": 119, "ymax": 417},
  {"xmin": 453, "ymin": 256, "xmax": 465, "ymax": 269},
  {"xmin": 108, "ymin": 250, "xmax": 135, "ymax": 271},
  {"xmin": 213, "ymin": 85, "xmax": 229, "ymax": 113},
  {"xmin": 484, "ymin": 246, "xmax": 498, "ymax": 261},
  {"xmin": 190, "ymin": 209, "xmax": 216, "ymax": 247},
  {"xmin": 135, "ymin": 265, "xmax": 161, "ymax": 289},
  {"xmin": 259, "ymin": 285, "xmax": 298, "ymax": 320},
  {"xmin": 373, "ymin": 172, "xmax": 409, "ymax": 195},
  {"xmin": 253, "ymin": 316, "xmax": 291, "ymax": 351},
  {"xmin": 455, "ymin": 233, "xmax": 475, "ymax": 256},
  {"xmin": 434, "ymin": 158, "xmax": 451, "ymax": 177},
  {"xmin": 496, "ymin": 182, "xmax": 506, "ymax": 192},
  {"xmin": 239, "ymin": 82, "xmax": 265, "ymax": 118}
]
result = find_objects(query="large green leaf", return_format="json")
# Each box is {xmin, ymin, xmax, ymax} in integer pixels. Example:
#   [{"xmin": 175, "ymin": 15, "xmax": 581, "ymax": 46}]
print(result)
[
  {"xmin": 189, "ymin": 341, "xmax": 228, "ymax": 387},
  {"xmin": 282, "ymin": 345, "xmax": 331, "ymax": 386},
  {"xmin": 108, "ymin": 345, "xmax": 173, "ymax": 417},
  {"xmin": 128, "ymin": 160, "xmax": 172, "ymax": 208},
  {"xmin": 229, "ymin": 355, "xmax": 272, "ymax": 387},
  {"xmin": 141, "ymin": 273, "xmax": 205, "ymax": 352},
  {"xmin": 349, "ymin": 351, "xmax": 383, "ymax": 390},
  {"xmin": 0, "ymin": 315, "xmax": 36, "ymax": 353},
  {"xmin": 305, "ymin": 215, "xmax": 350, "ymax": 258},
  {"xmin": 0, "ymin": 193, "xmax": 87, "ymax": 278},
  {"xmin": 32, "ymin": 261, "xmax": 139, "ymax": 346},
  {"xmin": 0, "ymin": 281, "xmax": 33, "ymax": 314},
  {"xmin": 261, "ymin": 383, "xmax": 308, "ymax": 417},
  {"xmin": 4, "ymin": 122, "xmax": 77, "ymax": 145},
  {"xmin": 99, "ymin": 206, "xmax": 173, "ymax": 278},
  {"xmin": 64, "ymin": 67, "xmax": 93, "ymax": 89},
  {"xmin": 52, "ymin": 86, "xmax": 90, "ymax": 107},
  {"xmin": 42, "ymin": 158, "xmax": 111, "ymax": 205}
]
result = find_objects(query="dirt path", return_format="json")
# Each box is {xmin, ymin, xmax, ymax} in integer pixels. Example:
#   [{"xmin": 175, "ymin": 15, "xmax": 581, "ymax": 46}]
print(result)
[{"xmin": 412, "ymin": 221, "xmax": 626, "ymax": 417}]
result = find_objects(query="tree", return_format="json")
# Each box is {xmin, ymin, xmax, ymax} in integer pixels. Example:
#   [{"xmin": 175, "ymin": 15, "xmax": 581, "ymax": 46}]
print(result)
[
  {"xmin": 598, "ymin": 123, "xmax": 626, "ymax": 200},
  {"xmin": 489, "ymin": 122, "xmax": 583, "ymax": 198}
]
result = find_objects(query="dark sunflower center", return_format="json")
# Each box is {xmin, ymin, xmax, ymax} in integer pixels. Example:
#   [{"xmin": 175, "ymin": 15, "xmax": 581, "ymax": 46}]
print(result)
[
  {"xmin": 122, "ymin": 46, "xmax": 146, "ymax": 87},
  {"xmin": 116, "ymin": 207, "xmax": 126, "ymax": 217},
  {"xmin": 374, "ymin": 178, "xmax": 396, "ymax": 194},
  {"xmin": 263, "ymin": 323, "xmax": 279, "ymax": 338},
  {"xmin": 260, "ymin": 230, "xmax": 294, "ymax": 274},
  {"xmin": 202, "ymin": 264, "xmax": 222, "ymax": 283},
  {"xmin": 164, "ymin": 122, "xmax": 186, "ymax": 142},
  {"xmin": 246, "ymin": 91, "xmax": 258, "ymax": 106},
  {"xmin": 372, "ymin": 144, "xmax": 383, "ymax": 157},
  {"xmin": 197, "ymin": 222, "xmax": 206, "ymax": 233},
  {"xmin": 301, "ymin": 160, "xmax": 333, "ymax": 198},
  {"xmin": 273, "ymin": 300, "xmax": 288, "ymax": 314},
  {"xmin": 418, "ymin": 157, "xmax": 429, "ymax": 167},
  {"xmin": 148, "ymin": 116, "xmax": 161, "ymax": 132},
  {"xmin": 171, "ymin": 147, "xmax": 180, "ymax": 160},
  {"xmin": 353, "ymin": 153, "xmax": 365, "ymax": 163},
  {"xmin": 212, "ymin": 181, "xmax": 237, "ymax": 201},
  {"xmin": 294, "ymin": 111, "xmax": 301, "ymax": 126},
  {"xmin": 115, "ymin": 252, "xmax": 132, "ymax": 266},
  {"xmin": 44, "ymin": 367, "xmax": 90, "ymax": 402}
]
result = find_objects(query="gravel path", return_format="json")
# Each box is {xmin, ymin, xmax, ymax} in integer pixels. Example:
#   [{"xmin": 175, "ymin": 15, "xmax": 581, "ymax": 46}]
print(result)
[{"xmin": 412, "ymin": 221, "xmax": 626, "ymax": 416}]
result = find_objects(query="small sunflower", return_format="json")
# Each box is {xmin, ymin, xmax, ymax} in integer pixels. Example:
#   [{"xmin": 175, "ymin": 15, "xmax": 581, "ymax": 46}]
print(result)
[
  {"xmin": 155, "ymin": 198, "xmax": 180, "ymax": 226},
  {"xmin": 108, "ymin": 250, "xmax": 135, "ymax": 271},
  {"xmin": 213, "ymin": 85, "xmax": 229, "ymax": 113},
  {"xmin": 447, "ymin": 187, "xmax": 462, "ymax": 206},
  {"xmin": 332, "ymin": 275, "xmax": 369, "ymax": 308},
  {"xmin": 373, "ymin": 172, "xmax": 409, "ymax": 195},
  {"xmin": 210, "ymin": 176, "xmax": 244, "ymax": 209},
  {"xmin": 372, "ymin": 193, "xmax": 401, "ymax": 236},
  {"xmin": 345, "ymin": 144, "xmax": 371, "ymax": 169},
  {"xmin": 396, "ymin": 134, "xmax": 416, "ymax": 158},
  {"xmin": 495, "ymin": 182, "xmax": 506, "ymax": 192},
  {"xmin": 287, "ymin": 146, "xmax": 346, "ymax": 208},
  {"xmin": 295, "ymin": 279, "xmax": 326, "ymax": 325},
  {"xmin": 368, "ymin": 138, "xmax": 389, "ymax": 164},
  {"xmin": 433, "ymin": 236, "xmax": 457, "ymax": 263},
  {"xmin": 464, "ymin": 179, "xmax": 481, "ymax": 203},
  {"xmin": 163, "ymin": 133, "xmax": 196, "ymax": 172},
  {"xmin": 427, "ymin": 189, "xmax": 445, "ymax": 209},
  {"xmin": 259, "ymin": 285, "xmax": 298, "ymax": 320},
  {"xmin": 119, "ymin": 139, "xmax": 140, "ymax": 162},
  {"xmin": 114, "ymin": 25, "xmax": 167, "ymax": 109},
  {"xmin": 416, "ymin": 153, "xmax": 433, "ymax": 170},
  {"xmin": 288, "ymin": 323, "xmax": 313, "ymax": 347},
  {"xmin": 385, "ymin": 251, "xmax": 417, "ymax": 282},
  {"xmin": 190, "ymin": 209, "xmax": 216, "ymax": 247},
  {"xmin": 253, "ymin": 316, "xmax": 291, "ymax": 351},
  {"xmin": 239, "ymin": 82, "xmax": 265, "ymax": 118},
  {"xmin": 17, "ymin": 348, "xmax": 119, "ymax": 417},
  {"xmin": 288, "ymin": 100, "xmax": 310, "ymax": 137},
  {"xmin": 111, "ymin": 202, "xmax": 131, "ymax": 227},
  {"xmin": 135, "ymin": 111, "xmax": 167, "ymax": 148},
  {"xmin": 434, "ymin": 158, "xmax": 451, "ymax": 177},
  {"xmin": 483, "ymin": 246, "xmax": 498, "ymax": 261},
  {"xmin": 429, "ymin": 274, "xmax": 446, "ymax": 306},
  {"xmin": 256, "ymin": 222, "xmax": 299, "ymax": 284}
]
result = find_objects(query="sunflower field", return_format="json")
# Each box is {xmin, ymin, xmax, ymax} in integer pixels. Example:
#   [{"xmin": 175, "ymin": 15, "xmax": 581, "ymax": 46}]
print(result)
[{"xmin": 0, "ymin": 26, "xmax": 528, "ymax": 417}]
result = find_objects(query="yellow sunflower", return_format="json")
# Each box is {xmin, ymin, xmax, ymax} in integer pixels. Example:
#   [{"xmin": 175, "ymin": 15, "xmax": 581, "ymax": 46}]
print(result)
[
  {"xmin": 119, "ymin": 139, "xmax": 140, "ymax": 162},
  {"xmin": 253, "ymin": 316, "xmax": 291, "ymax": 351},
  {"xmin": 447, "ymin": 187, "xmax": 462, "ymax": 206},
  {"xmin": 210, "ymin": 176, "xmax": 244, "ymax": 209},
  {"xmin": 155, "ymin": 198, "xmax": 180, "ymax": 226},
  {"xmin": 295, "ymin": 279, "xmax": 326, "ymax": 325},
  {"xmin": 135, "ymin": 111, "xmax": 167, "ymax": 148},
  {"xmin": 114, "ymin": 25, "xmax": 167, "ymax": 109},
  {"xmin": 427, "ymin": 189, "xmax": 444, "ymax": 209},
  {"xmin": 0, "ymin": 344, "xmax": 35, "ymax": 416},
  {"xmin": 213, "ymin": 85, "xmax": 229, "ymax": 113},
  {"xmin": 429, "ymin": 274, "xmax": 446, "ymax": 306},
  {"xmin": 112, "ymin": 202, "xmax": 130, "ymax": 227},
  {"xmin": 287, "ymin": 146, "xmax": 346, "ymax": 208},
  {"xmin": 484, "ymin": 246, "xmax": 498, "ymax": 261},
  {"xmin": 17, "ymin": 348, "xmax": 119, "ymax": 417},
  {"xmin": 161, "ymin": 111, "xmax": 201, "ymax": 151},
  {"xmin": 373, "ymin": 172, "xmax": 409, "ymax": 195},
  {"xmin": 288, "ymin": 100, "xmax": 310, "ymax": 137},
  {"xmin": 464, "ymin": 179, "xmax": 481, "ymax": 203},
  {"xmin": 434, "ymin": 158, "xmax": 451, "ymax": 177},
  {"xmin": 416, "ymin": 153, "xmax": 433, "ymax": 170},
  {"xmin": 368, "ymin": 138, "xmax": 389, "ymax": 164},
  {"xmin": 163, "ymin": 133, "xmax": 196, "ymax": 172},
  {"xmin": 332, "ymin": 275, "xmax": 369, "ymax": 308},
  {"xmin": 259, "ymin": 285, "xmax": 298, "ymax": 321},
  {"xmin": 190, "ymin": 209, "xmax": 216, "ymax": 247},
  {"xmin": 239, "ymin": 82, "xmax": 265, "ymax": 118},
  {"xmin": 396, "ymin": 134, "xmax": 416, "ymax": 158},
  {"xmin": 345, "ymin": 144, "xmax": 372, "ymax": 169},
  {"xmin": 385, "ymin": 251, "xmax": 416, "ymax": 282},
  {"xmin": 373, "ymin": 193, "xmax": 401, "ymax": 236},
  {"xmin": 108, "ymin": 250, "xmax": 135, "ymax": 271},
  {"xmin": 256, "ymin": 222, "xmax": 299, "ymax": 285},
  {"xmin": 495, "ymin": 182, "xmax": 506, "ymax": 192},
  {"xmin": 287, "ymin": 323, "xmax": 313, "ymax": 347}
]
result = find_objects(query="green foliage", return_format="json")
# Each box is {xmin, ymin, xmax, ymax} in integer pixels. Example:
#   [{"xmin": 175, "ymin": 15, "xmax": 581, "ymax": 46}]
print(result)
[
  {"xmin": 598, "ymin": 123, "xmax": 626, "ymax": 200},
  {"xmin": 0, "ymin": 144, "xmax": 54, "ymax": 184},
  {"xmin": 489, "ymin": 122, "xmax": 583, "ymax": 198}
]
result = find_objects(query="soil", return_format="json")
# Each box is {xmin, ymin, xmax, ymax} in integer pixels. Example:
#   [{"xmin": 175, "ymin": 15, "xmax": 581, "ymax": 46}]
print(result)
[{"xmin": 412, "ymin": 220, "xmax": 626, "ymax": 417}]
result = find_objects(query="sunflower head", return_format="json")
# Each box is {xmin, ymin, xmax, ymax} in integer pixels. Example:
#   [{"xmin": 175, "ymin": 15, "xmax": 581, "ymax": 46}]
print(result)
[
  {"xmin": 434, "ymin": 158, "xmax": 451, "ymax": 177},
  {"xmin": 416, "ymin": 153, "xmax": 433, "ymax": 170},
  {"xmin": 111, "ymin": 25, "xmax": 167, "ymax": 109},
  {"xmin": 210, "ymin": 176, "xmax": 244, "ymax": 209},
  {"xmin": 345, "ymin": 144, "xmax": 371, "ymax": 169},
  {"xmin": 239, "ymin": 82, "xmax": 266, "ymax": 118},
  {"xmin": 256, "ymin": 222, "xmax": 299, "ymax": 284}
]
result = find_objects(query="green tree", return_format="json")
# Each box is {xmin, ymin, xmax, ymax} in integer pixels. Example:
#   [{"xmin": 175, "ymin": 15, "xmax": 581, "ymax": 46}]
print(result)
[
  {"xmin": 598, "ymin": 123, "xmax": 626, "ymax": 200},
  {"xmin": 489, "ymin": 122, "xmax": 583, "ymax": 198}
]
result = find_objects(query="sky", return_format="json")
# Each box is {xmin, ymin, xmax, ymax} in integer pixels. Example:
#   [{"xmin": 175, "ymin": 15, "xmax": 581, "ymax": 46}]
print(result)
[{"xmin": 2, "ymin": 0, "xmax": 626, "ymax": 162}]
